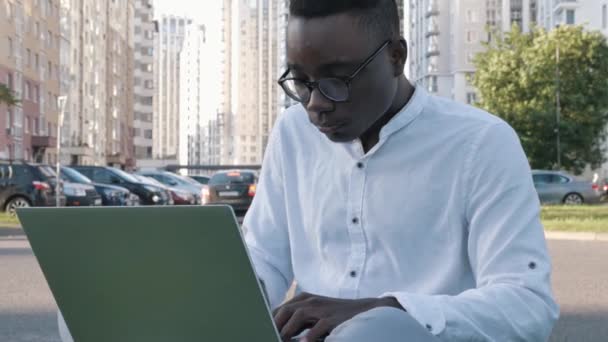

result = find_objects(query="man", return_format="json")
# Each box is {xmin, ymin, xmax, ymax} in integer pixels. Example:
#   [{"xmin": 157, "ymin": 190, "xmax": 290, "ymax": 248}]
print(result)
[
  {"xmin": 58, "ymin": 0, "xmax": 558, "ymax": 341},
  {"xmin": 243, "ymin": 0, "xmax": 559, "ymax": 341}
]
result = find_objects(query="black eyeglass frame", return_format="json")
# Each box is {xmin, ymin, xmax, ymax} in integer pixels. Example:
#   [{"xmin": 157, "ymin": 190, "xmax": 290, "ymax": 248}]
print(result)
[{"xmin": 278, "ymin": 40, "xmax": 392, "ymax": 104}]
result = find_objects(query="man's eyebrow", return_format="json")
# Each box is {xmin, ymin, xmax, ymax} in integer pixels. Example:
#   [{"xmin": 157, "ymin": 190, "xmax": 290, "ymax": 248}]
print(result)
[{"xmin": 287, "ymin": 61, "xmax": 358, "ymax": 75}]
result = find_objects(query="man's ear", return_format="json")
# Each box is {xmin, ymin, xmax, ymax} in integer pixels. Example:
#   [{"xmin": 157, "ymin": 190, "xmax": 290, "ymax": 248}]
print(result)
[{"xmin": 390, "ymin": 38, "xmax": 408, "ymax": 77}]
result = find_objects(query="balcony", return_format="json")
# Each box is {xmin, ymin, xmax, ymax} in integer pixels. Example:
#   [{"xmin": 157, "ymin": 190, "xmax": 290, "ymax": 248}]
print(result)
[
  {"xmin": 426, "ymin": 22, "xmax": 440, "ymax": 37},
  {"xmin": 426, "ymin": 0, "xmax": 439, "ymax": 18},
  {"xmin": 31, "ymin": 135, "xmax": 57, "ymax": 148}
]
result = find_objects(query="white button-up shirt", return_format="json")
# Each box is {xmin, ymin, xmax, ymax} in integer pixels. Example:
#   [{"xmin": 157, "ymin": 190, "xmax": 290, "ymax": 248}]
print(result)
[{"xmin": 243, "ymin": 87, "xmax": 559, "ymax": 341}]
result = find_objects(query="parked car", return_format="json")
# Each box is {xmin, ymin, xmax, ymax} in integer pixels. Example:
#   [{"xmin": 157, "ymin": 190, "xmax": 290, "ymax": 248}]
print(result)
[
  {"xmin": 596, "ymin": 178, "xmax": 608, "ymax": 202},
  {"xmin": 532, "ymin": 170, "xmax": 602, "ymax": 205},
  {"xmin": 71, "ymin": 166, "xmax": 170, "ymax": 205},
  {"xmin": 206, "ymin": 170, "xmax": 258, "ymax": 215},
  {"xmin": 62, "ymin": 182, "xmax": 103, "ymax": 207},
  {"xmin": 60, "ymin": 166, "xmax": 138, "ymax": 206},
  {"xmin": 137, "ymin": 170, "xmax": 203, "ymax": 205},
  {"xmin": 0, "ymin": 160, "xmax": 66, "ymax": 215},
  {"xmin": 130, "ymin": 174, "xmax": 178, "ymax": 205},
  {"xmin": 188, "ymin": 175, "xmax": 210, "ymax": 185}
]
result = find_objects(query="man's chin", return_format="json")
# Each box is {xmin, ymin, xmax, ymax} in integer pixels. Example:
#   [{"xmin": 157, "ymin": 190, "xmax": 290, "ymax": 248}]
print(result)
[{"xmin": 324, "ymin": 131, "xmax": 356, "ymax": 143}]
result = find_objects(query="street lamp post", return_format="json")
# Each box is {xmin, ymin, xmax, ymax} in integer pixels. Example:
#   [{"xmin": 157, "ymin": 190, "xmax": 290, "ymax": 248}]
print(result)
[
  {"xmin": 555, "ymin": 35, "xmax": 562, "ymax": 171},
  {"xmin": 56, "ymin": 96, "xmax": 67, "ymax": 207}
]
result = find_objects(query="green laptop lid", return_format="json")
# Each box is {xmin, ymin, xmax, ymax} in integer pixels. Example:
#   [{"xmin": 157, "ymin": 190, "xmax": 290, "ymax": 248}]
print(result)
[{"xmin": 18, "ymin": 206, "xmax": 280, "ymax": 342}]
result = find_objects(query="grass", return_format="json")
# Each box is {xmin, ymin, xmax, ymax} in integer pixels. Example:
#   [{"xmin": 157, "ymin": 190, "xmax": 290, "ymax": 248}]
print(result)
[
  {"xmin": 0, "ymin": 205, "xmax": 606, "ymax": 233},
  {"xmin": 0, "ymin": 212, "xmax": 20, "ymax": 226},
  {"xmin": 541, "ymin": 205, "xmax": 608, "ymax": 233}
]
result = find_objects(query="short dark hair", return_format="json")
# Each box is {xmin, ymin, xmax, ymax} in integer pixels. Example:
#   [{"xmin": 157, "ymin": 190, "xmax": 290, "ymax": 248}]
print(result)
[{"xmin": 289, "ymin": 0, "xmax": 401, "ymax": 40}]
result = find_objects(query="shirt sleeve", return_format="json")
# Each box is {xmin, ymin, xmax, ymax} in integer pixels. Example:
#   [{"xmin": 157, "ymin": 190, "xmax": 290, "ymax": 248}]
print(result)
[
  {"xmin": 243, "ymin": 119, "xmax": 294, "ymax": 310},
  {"xmin": 383, "ymin": 122, "xmax": 559, "ymax": 341}
]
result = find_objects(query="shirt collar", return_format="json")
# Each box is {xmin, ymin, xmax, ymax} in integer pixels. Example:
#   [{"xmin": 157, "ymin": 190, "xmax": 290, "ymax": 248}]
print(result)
[{"xmin": 378, "ymin": 86, "xmax": 428, "ymax": 141}]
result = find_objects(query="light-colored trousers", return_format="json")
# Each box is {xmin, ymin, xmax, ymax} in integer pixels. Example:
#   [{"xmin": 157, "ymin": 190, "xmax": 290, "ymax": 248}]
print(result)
[{"xmin": 58, "ymin": 307, "xmax": 437, "ymax": 341}]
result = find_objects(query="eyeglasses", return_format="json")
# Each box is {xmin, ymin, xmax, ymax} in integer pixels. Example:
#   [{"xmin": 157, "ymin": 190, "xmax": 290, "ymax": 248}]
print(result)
[{"xmin": 278, "ymin": 40, "xmax": 391, "ymax": 104}]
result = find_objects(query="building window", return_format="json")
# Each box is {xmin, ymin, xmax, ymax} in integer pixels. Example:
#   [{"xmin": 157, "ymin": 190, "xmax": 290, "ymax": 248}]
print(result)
[
  {"xmin": 33, "ymin": 85, "xmax": 39, "ymax": 103},
  {"xmin": 7, "ymin": 37, "xmax": 13, "ymax": 58},
  {"xmin": 603, "ymin": 5, "xmax": 607, "ymax": 29},
  {"xmin": 6, "ymin": 108, "xmax": 12, "ymax": 131},
  {"xmin": 467, "ymin": 92, "xmax": 477, "ymax": 104},
  {"xmin": 467, "ymin": 10, "xmax": 477, "ymax": 23},
  {"xmin": 428, "ymin": 76, "xmax": 438, "ymax": 93},
  {"xmin": 566, "ymin": 10, "xmax": 575, "ymax": 25},
  {"xmin": 25, "ymin": 82, "xmax": 31, "ymax": 101},
  {"xmin": 466, "ymin": 31, "xmax": 477, "ymax": 43},
  {"xmin": 27, "ymin": 49, "xmax": 31, "ymax": 66},
  {"xmin": 465, "ymin": 72, "xmax": 475, "ymax": 86},
  {"xmin": 467, "ymin": 52, "xmax": 476, "ymax": 64}
]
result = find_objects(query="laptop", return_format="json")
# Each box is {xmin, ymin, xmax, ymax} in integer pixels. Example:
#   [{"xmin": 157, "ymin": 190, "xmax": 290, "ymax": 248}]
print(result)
[{"xmin": 17, "ymin": 205, "xmax": 284, "ymax": 342}]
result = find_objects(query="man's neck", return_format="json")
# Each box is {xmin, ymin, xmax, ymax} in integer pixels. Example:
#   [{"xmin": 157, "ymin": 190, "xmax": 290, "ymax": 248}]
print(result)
[{"xmin": 360, "ymin": 77, "xmax": 415, "ymax": 153}]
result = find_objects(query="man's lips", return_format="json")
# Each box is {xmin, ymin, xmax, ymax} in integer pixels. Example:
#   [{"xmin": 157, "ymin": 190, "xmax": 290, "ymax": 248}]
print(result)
[{"xmin": 316, "ymin": 122, "xmax": 346, "ymax": 134}]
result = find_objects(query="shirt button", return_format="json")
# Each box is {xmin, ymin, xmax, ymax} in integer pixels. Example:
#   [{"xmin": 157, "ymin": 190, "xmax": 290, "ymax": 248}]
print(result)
[
  {"xmin": 352, "ymin": 217, "xmax": 359, "ymax": 224},
  {"xmin": 350, "ymin": 271, "xmax": 357, "ymax": 278},
  {"xmin": 529, "ymin": 262, "xmax": 537, "ymax": 270},
  {"xmin": 426, "ymin": 324, "xmax": 433, "ymax": 331},
  {"xmin": 356, "ymin": 162, "xmax": 364, "ymax": 169}
]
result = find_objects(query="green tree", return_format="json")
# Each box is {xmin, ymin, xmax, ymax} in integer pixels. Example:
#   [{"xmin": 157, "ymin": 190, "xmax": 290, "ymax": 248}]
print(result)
[
  {"xmin": 473, "ymin": 25, "xmax": 608, "ymax": 174},
  {"xmin": 0, "ymin": 83, "xmax": 19, "ymax": 107}
]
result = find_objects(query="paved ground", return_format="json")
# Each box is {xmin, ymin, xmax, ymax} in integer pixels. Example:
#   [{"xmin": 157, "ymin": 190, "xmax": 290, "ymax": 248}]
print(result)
[{"xmin": 0, "ymin": 234, "xmax": 607, "ymax": 341}]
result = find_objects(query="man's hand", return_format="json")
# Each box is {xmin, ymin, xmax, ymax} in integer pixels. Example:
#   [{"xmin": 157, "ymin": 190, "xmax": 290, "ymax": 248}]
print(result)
[{"xmin": 273, "ymin": 292, "xmax": 404, "ymax": 342}]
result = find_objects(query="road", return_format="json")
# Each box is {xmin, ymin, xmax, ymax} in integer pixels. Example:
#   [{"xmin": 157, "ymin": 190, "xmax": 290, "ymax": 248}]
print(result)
[{"xmin": 0, "ymin": 234, "xmax": 607, "ymax": 341}]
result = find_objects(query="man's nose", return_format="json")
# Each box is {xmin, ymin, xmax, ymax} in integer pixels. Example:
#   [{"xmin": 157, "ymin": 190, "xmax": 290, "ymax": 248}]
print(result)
[{"xmin": 306, "ymin": 88, "xmax": 333, "ymax": 114}]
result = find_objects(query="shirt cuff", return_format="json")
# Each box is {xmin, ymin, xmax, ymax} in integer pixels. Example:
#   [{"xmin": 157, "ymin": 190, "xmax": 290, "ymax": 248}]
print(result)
[{"xmin": 381, "ymin": 291, "xmax": 447, "ymax": 336}]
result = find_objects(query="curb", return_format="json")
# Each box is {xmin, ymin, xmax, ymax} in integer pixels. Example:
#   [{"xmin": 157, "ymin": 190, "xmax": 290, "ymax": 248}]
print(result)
[
  {"xmin": 2, "ymin": 226, "xmax": 606, "ymax": 242},
  {"xmin": 545, "ymin": 231, "xmax": 608, "ymax": 242}
]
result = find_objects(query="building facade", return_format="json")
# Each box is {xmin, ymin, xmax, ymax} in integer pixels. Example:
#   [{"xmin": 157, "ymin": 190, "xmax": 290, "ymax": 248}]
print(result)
[
  {"xmin": 1, "ymin": 0, "xmax": 61, "ymax": 163},
  {"xmin": 133, "ymin": 0, "xmax": 155, "ymax": 163},
  {"xmin": 153, "ymin": 14, "xmax": 191, "ymax": 162},
  {"xmin": 408, "ymin": 0, "xmax": 538, "ymax": 104},
  {"xmin": 105, "ymin": 0, "xmax": 135, "ymax": 168},
  {"xmin": 179, "ymin": 22, "xmax": 223, "ymax": 167},
  {"xmin": 57, "ymin": 0, "xmax": 135, "ymax": 168}
]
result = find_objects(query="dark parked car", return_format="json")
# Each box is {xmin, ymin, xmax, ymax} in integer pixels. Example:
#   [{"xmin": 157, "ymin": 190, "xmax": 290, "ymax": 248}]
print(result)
[
  {"xmin": 137, "ymin": 170, "xmax": 203, "ymax": 205},
  {"xmin": 72, "ymin": 166, "xmax": 170, "ymax": 205},
  {"xmin": 532, "ymin": 170, "xmax": 602, "ymax": 205},
  {"xmin": 188, "ymin": 175, "xmax": 210, "ymax": 185},
  {"xmin": 206, "ymin": 170, "xmax": 258, "ymax": 215},
  {"xmin": 38, "ymin": 165, "xmax": 102, "ymax": 207},
  {"xmin": 131, "ymin": 174, "xmax": 183, "ymax": 205},
  {"xmin": 62, "ymin": 182, "xmax": 102, "ymax": 207},
  {"xmin": 0, "ymin": 160, "xmax": 66, "ymax": 215},
  {"xmin": 60, "ymin": 166, "xmax": 138, "ymax": 206}
]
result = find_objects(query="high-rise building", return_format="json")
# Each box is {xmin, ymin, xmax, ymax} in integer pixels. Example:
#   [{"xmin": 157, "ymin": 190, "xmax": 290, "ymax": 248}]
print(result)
[
  {"xmin": 105, "ymin": 0, "xmax": 135, "ymax": 168},
  {"xmin": 223, "ymin": 0, "xmax": 283, "ymax": 165},
  {"xmin": 1, "ymin": 0, "xmax": 61, "ymax": 163},
  {"xmin": 133, "ymin": 0, "xmax": 155, "ymax": 163},
  {"xmin": 408, "ymin": 0, "xmax": 538, "ymax": 104},
  {"xmin": 537, "ymin": 0, "xmax": 608, "ymax": 31},
  {"xmin": 60, "ymin": 0, "xmax": 108, "ymax": 166},
  {"xmin": 153, "ymin": 14, "xmax": 191, "ymax": 162},
  {"xmin": 59, "ymin": 0, "xmax": 135, "ymax": 168},
  {"xmin": 179, "ymin": 21, "xmax": 223, "ymax": 166}
]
